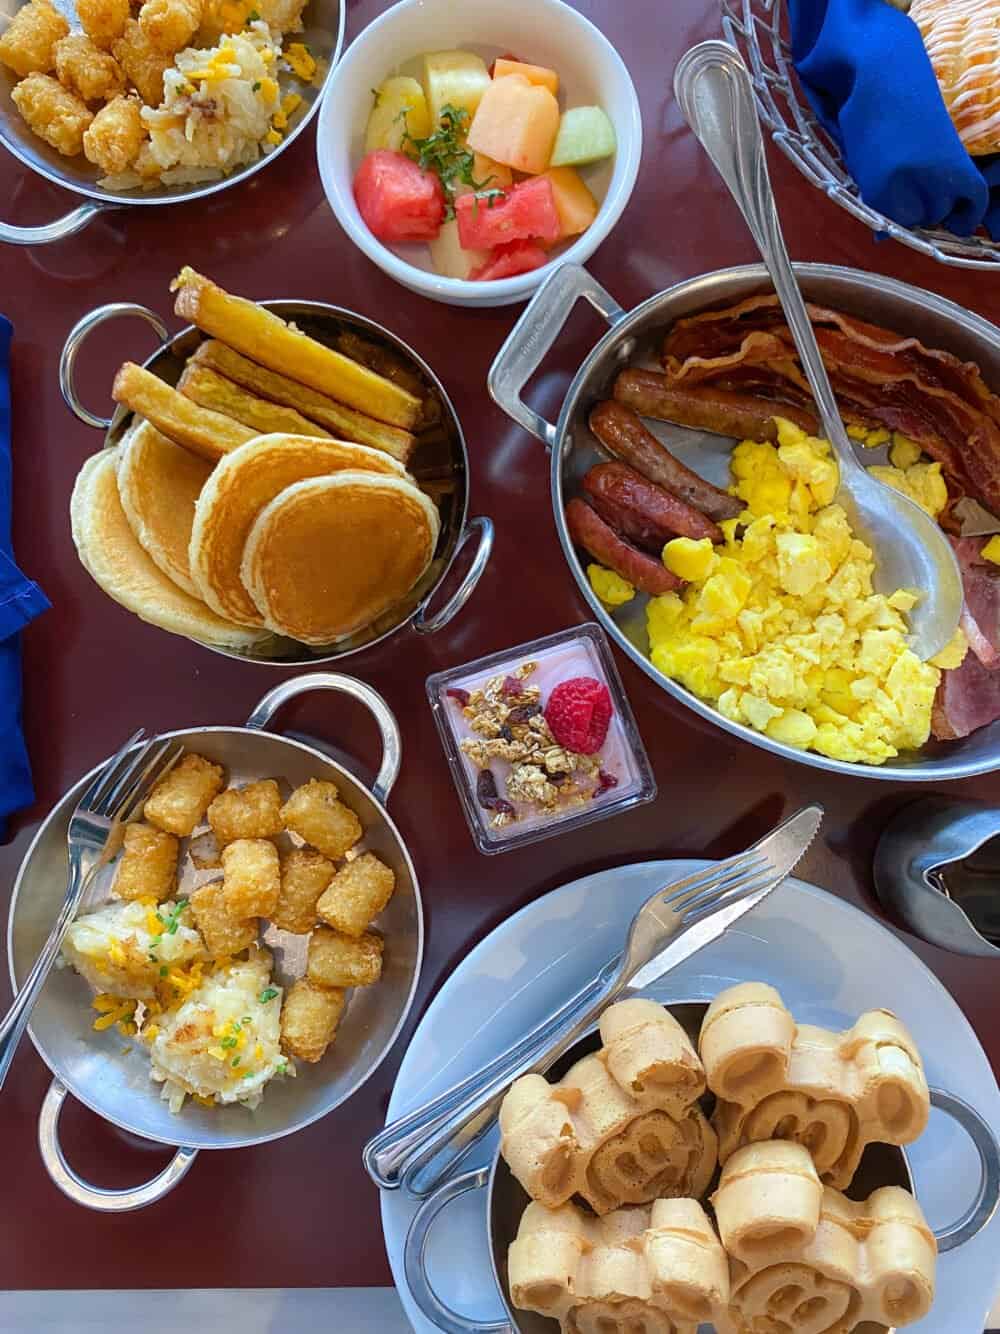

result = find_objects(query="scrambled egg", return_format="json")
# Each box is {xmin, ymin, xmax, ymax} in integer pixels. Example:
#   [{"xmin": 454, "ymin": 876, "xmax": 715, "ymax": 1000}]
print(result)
[
  {"xmin": 982, "ymin": 536, "xmax": 1000, "ymax": 565},
  {"xmin": 646, "ymin": 419, "xmax": 963, "ymax": 766},
  {"xmin": 150, "ymin": 950, "xmax": 286, "ymax": 1113},
  {"xmin": 62, "ymin": 899, "xmax": 204, "ymax": 1002},
  {"xmin": 588, "ymin": 563, "xmax": 635, "ymax": 606}
]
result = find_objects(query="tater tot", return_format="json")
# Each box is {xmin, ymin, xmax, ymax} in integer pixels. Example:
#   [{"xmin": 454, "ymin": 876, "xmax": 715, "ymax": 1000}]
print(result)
[
  {"xmin": 280, "ymin": 779, "xmax": 362, "ymax": 860},
  {"xmin": 138, "ymin": 0, "xmax": 202, "ymax": 53},
  {"xmin": 78, "ymin": 0, "xmax": 130, "ymax": 51},
  {"xmin": 54, "ymin": 33, "xmax": 125, "ymax": 103},
  {"xmin": 144, "ymin": 752, "xmax": 225, "ymax": 836},
  {"xmin": 307, "ymin": 927, "xmax": 383, "ymax": 989},
  {"xmin": 0, "ymin": 0, "xmax": 69, "ymax": 78},
  {"xmin": 11, "ymin": 73, "xmax": 93, "ymax": 156},
  {"xmin": 112, "ymin": 18, "xmax": 170, "ymax": 106},
  {"xmin": 83, "ymin": 93, "xmax": 145, "ymax": 174},
  {"xmin": 208, "ymin": 779, "xmax": 283, "ymax": 846},
  {"xmin": 112, "ymin": 821, "xmax": 179, "ymax": 902},
  {"xmin": 280, "ymin": 978, "xmax": 345, "ymax": 1063},
  {"xmin": 316, "ymin": 852, "xmax": 395, "ymax": 938}
]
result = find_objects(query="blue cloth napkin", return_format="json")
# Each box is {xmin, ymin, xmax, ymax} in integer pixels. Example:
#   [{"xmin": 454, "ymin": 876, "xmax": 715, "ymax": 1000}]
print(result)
[
  {"xmin": 0, "ymin": 317, "xmax": 49, "ymax": 835},
  {"xmin": 789, "ymin": 0, "xmax": 1000, "ymax": 238}
]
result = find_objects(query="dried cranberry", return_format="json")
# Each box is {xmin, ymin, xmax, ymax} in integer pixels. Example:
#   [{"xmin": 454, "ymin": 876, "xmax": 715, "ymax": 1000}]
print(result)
[
  {"xmin": 499, "ymin": 724, "xmax": 515, "ymax": 742},
  {"xmin": 446, "ymin": 687, "xmax": 470, "ymax": 707},
  {"xmin": 548, "ymin": 771, "xmax": 569, "ymax": 786},
  {"xmin": 493, "ymin": 798, "xmax": 516, "ymax": 816},
  {"xmin": 476, "ymin": 769, "xmax": 499, "ymax": 807},
  {"xmin": 593, "ymin": 770, "xmax": 619, "ymax": 798},
  {"xmin": 501, "ymin": 675, "xmax": 525, "ymax": 697},
  {"xmin": 507, "ymin": 702, "xmax": 541, "ymax": 725}
]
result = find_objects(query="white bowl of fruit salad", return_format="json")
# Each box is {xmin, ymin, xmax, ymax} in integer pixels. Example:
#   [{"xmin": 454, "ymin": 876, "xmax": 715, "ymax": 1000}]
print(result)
[{"xmin": 316, "ymin": 0, "xmax": 642, "ymax": 306}]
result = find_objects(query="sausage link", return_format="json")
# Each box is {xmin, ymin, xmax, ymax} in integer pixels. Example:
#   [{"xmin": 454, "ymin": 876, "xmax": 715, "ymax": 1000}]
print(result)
[
  {"xmin": 614, "ymin": 367, "xmax": 818, "ymax": 447},
  {"xmin": 583, "ymin": 461, "xmax": 722, "ymax": 546},
  {"xmin": 591, "ymin": 398, "xmax": 743, "ymax": 523},
  {"xmin": 565, "ymin": 499, "xmax": 683, "ymax": 596}
]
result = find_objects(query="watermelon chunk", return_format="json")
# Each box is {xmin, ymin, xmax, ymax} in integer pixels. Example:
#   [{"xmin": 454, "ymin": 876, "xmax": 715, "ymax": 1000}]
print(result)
[
  {"xmin": 455, "ymin": 176, "xmax": 561, "ymax": 251},
  {"xmin": 353, "ymin": 150, "xmax": 445, "ymax": 244},
  {"xmin": 470, "ymin": 240, "xmax": 549, "ymax": 282}
]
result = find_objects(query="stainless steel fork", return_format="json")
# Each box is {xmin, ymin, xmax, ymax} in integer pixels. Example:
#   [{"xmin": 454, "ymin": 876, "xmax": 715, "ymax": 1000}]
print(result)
[
  {"xmin": 0, "ymin": 730, "xmax": 185, "ymax": 1092},
  {"xmin": 364, "ymin": 804, "xmax": 822, "ymax": 1197}
]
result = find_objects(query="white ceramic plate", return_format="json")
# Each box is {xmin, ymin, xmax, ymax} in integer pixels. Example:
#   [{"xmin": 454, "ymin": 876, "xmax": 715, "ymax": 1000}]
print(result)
[{"xmin": 381, "ymin": 860, "xmax": 1000, "ymax": 1333}]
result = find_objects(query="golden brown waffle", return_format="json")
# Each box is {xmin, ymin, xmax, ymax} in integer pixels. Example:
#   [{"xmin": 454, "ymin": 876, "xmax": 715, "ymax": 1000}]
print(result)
[
  {"xmin": 508, "ymin": 1196, "xmax": 730, "ymax": 1334},
  {"xmin": 699, "ymin": 983, "xmax": 929, "ymax": 1190},
  {"xmin": 712, "ymin": 1141, "xmax": 936, "ymax": 1333},
  {"xmin": 499, "ymin": 999, "xmax": 718, "ymax": 1215}
]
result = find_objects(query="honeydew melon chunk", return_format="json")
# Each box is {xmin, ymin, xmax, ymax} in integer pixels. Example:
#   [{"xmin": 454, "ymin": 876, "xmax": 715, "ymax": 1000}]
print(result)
[
  {"xmin": 549, "ymin": 106, "xmax": 617, "ymax": 167},
  {"xmin": 428, "ymin": 217, "xmax": 489, "ymax": 280},
  {"xmin": 365, "ymin": 76, "xmax": 431, "ymax": 154},
  {"xmin": 423, "ymin": 50, "xmax": 491, "ymax": 127}
]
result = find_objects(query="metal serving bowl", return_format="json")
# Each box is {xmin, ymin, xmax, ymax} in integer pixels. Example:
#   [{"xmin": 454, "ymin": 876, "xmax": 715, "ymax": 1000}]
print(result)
[
  {"xmin": 7, "ymin": 673, "xmax": 423, "ymax": 1211},
  {"xmin": 400, "ymin": 1002, "xmax": 1000, "ymax": 1334},
  {"xmin": 0, "ymin": 0, "xmax": 344, "ymax": 245},
  {"xmin": 60, "ymin": 297, "xmax": 493, "ymax": 665},
  {"xmin": 489, "ymin": 261, "xmax": 1000, "ymax": 783}
]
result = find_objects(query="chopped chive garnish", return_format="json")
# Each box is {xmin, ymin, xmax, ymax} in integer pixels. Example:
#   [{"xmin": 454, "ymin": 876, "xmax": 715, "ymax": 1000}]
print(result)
[
  {"xmin": 160, "ymin": 965, "xmax": 168, "ymax": 977},
  {"xmin": 258, "ymin": 987, "xmax": 278, "ymax": 1003},
  {"xmin": 232, "ymin": 1056, "xmax": 241, "ymax": 1068}
]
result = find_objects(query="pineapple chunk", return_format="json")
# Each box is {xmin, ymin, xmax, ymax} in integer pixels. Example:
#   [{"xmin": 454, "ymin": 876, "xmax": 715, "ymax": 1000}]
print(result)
[
  {"xmin": 365, "ymin": 76, "xmax": 431, "ymax": 153},
  {"xmin": 428, "ymin": 217, "xmax": 489, "ymax": 280},
  {"xmin": 422, "ymin": 50, "xmax": 491, "ymax": 127}
]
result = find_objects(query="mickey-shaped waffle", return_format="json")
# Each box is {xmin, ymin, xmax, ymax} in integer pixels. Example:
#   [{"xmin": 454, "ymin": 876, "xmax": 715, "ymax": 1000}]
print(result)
[
  {"xmin": 499, "ymin": 999, "xmax": 718, "ymax": 1214},
  {"xmin": 712, "ymin": 1140, "xmax": 936, "ymax": 1333},
  {"xmin": 699, "ymin": 983, "xmax": 929, "ymax": 1190},
  {"xmin": 508, "ymin": 1197, "xmax": 730, "ymax": 1334}
]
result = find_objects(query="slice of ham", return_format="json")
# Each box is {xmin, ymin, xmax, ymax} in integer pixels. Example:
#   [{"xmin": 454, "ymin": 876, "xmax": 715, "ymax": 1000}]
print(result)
[
  {"xmin": 953, "ymin": 537, "xmax": 1000, "ymax": 669},
  {"xmin": 659, "ymin": 295, "xmax": 1000, "ymax": 527},
  {"xmin": 932, "ymin": 649, "xmax": 1000, "ymax": 740}
]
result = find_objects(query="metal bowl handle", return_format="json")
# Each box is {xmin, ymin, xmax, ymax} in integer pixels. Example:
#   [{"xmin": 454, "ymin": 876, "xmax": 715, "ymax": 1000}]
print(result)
[
  {"xmin": 487, "ymin": 263, "xmax": 627, "ymax": 450},
  {"xmin": 1, "ymin": 200, "xmax": 117, "ymax": 249},
  {"xmin": 927, "ymin": 1087, "xmax": 1000, "ymax": 1252},
  {"xmin": 246, "ymin": 671, "xmax": 402, "ymax": 805},
  {"xmin": 413, "ymin": 516, "xmax": 494, "ymax": 636},
  {"xmin": 38, "ymin": 1079, "xmax": 198, "ymax": 1211},
  {"xmin": 404, "ymin": 1166, "xmax": 513, "ymax": 1334},
  {"xmin": 60, "ymin": 302, "xmax": 170, "ymax": 430}
]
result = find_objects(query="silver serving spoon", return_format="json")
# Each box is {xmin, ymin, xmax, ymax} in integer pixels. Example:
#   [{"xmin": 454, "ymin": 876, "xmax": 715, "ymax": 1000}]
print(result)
[{"xmin": 674, "ymin": 41, "xmax": 963, "ymax": 662}]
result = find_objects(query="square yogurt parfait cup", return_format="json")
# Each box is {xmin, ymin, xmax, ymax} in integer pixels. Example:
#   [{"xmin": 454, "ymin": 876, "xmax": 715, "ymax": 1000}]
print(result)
[
  {"xmin": 316, "ymin": 0, "xmax": 642, "ymax": 307},
  {"xmin": 427, "ymin": 623, "xmax": 656, "ymax": 853}
]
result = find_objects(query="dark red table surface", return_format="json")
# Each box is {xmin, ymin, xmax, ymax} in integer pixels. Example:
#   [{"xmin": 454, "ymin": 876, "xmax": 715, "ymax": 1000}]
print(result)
[{"xmin": 0, "ymin": 0, "xmax": 998, "ymax": 1293}]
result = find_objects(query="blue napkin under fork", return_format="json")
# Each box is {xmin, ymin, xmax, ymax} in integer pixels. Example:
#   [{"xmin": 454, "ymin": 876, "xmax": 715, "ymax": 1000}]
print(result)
[
  {"xmin": 788, "ymin": 0, "xmax": 1000, "ymax": 238},
  {"xmin": 0, "ymin": 317, "xmax": 49, "ymax": 836}
]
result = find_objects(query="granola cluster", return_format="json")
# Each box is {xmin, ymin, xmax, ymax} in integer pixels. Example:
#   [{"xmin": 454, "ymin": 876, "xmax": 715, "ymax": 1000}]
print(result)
[{"xmin": 453, "ymin": 662, "xmax": 602, "ymax": 828}]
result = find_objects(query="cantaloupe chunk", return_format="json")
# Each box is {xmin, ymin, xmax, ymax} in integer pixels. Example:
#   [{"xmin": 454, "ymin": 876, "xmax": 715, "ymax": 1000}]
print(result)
[
  {"xmin": 365, "ymin": 76, "xmax": 431, "ymax": 153},
  {"xmin": 542, "ymin": 165, "xmax": 599, "ymax": 237},
  {"xmin": 492, "ymin": 58, "xmax": 559, "ymax": 95},
  {"xmin": 466, "ymin": 73, "xmax": 560, "ymax": 175},
  {"xmin": 423, "ymin": 50, "xmax": 491, "ymax": 126},
  {"xmin": 428, "ymin": 218, "xmax": 489, "ymax": 280}
]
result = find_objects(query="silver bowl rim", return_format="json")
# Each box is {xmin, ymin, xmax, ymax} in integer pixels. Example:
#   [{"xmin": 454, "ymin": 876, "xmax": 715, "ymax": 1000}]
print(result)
[
  {"xmin": 0, "ymin": 0, "xmax": 346, "ymax": 207},
  {"xmin": 6, "ymin": 722, "xmax": 425, "ymax": 1150},
  {"xmin": 550, "ymin": 259, "xmax": 1000, "ymax": 783},
  {"xmin": 87, "ymin": 296, "xmax": 473, "ymax": 667}
]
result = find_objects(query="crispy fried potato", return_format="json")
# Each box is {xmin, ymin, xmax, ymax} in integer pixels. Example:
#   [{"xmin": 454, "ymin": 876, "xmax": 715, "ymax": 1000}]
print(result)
[
  {"xmin": 189, "ymin": 341, "xmax": 416, "ymax": 463},
  {"xmin": 144, "ymin": 752, "xmax": 225, "ymax": 836},
  {"xmin": 138, "ymin": 0, "xmax": 202, "ymax": 53},
  {"xmin": 272, "ymin": 849, "xmax": 334, "ymax": 934},
  {"xmin": 221, "ymin": 838, "xmax": 279, "ymax": 919},
  {"xmin": 83, "ymin": 92, "xmax": 145, "ymax": 174},
  {"xmin": 208, "ymin": 779, "xmax": 283, "ymax": 845},
  {"xmin": 113, "ymin": 362, "xmax": 256, "ymax": 461},
  {"xmin": 280, "ymin": 779, "xmax": 362, "ymax": 860},
  {"xmin": 0, "ymin": 0, "xmax": 68, "ymax": 77},
  {"xmin": 280, "ymin": 978, "xmax": 344, "ymax": 1062},
  {"xmin": 11, "ymin": 73, "xmax": 92, "ymax": 155},
  {"xmin": 307, "ymin": 926, "xmax": 383, "ymax": 988},
  {"xmin": 178, "ymin": 364, "xmax": 333, "ymax": 440},
  {"xmin": 54, "ymin": 33, "xmax": 125, "ymax": 103},
  {"xmin": 78, "ymin": 0, "xmax": 130, "ymax": 50},
  {"xmin": 113, "ymin": 821, "xmax": 179, "ymax": 902},
  {"xmin": 316, "ymin": 852, "xmax": 395, "ymax": 938},
  {"xmin": 171, "ymin": 269, "xmax": 422, "ymax": 430},
  {"xmin": 112, "ymin": 18, "xmax": 171, "ymax": 107},
  {"xmin": 189, "ymin": 881, "xmax": 258, "ymax": 958}
]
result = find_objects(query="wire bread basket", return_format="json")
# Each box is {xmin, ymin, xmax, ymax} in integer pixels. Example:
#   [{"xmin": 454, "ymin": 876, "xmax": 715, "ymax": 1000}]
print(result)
[{"xmin": 721, "ymin": 0, "xmax": 1000, "ymax": 269}]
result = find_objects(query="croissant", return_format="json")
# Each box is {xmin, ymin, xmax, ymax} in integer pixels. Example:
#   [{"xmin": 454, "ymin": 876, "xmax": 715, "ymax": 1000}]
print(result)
[{"xmin": 912, "ymin": 0, "xmax": 1000, "ymax": 156}]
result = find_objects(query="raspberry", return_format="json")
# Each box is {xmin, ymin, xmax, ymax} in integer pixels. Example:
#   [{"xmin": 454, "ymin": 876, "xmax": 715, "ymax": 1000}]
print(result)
[{"xmin": 544, "ymin": 677, "xmax": 613, "ymax": 754}]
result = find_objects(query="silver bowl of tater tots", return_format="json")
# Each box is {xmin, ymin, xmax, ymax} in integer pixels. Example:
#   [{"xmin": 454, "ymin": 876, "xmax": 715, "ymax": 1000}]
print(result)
[
  {"xmin": 6, "ymin": 673, "xmax": 423, "ymax": 1210},
  {"xmin": 0, "ymin": 0, "xmax": 344, "ymax": 243}
]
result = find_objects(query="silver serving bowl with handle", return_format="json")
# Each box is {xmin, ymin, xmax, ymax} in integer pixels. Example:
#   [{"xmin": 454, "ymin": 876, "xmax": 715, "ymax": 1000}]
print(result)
[
  {"xmin": 60, "ymin": 296, "xmax": 493, "ymax": 665},
  {"xmin": 402, "ymin": 1001, "xmax": 1000, "ymax": 1334},
  {"xmin": 0, "ymin": 0, "xmax": 345, "ymax": 245},
  {"xmin": 489, "ymin": 260, "xmax": 1000, "ymax": 782},
  {"xmin": 7, "ymin": 672, "xmax": 423, "ymax": 1211}
]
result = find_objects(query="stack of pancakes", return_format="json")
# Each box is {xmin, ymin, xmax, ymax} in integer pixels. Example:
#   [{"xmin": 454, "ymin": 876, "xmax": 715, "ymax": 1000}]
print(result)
[{"xmin": 70, "ymin": 275, "xmax": 442, "ymax": 652}]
